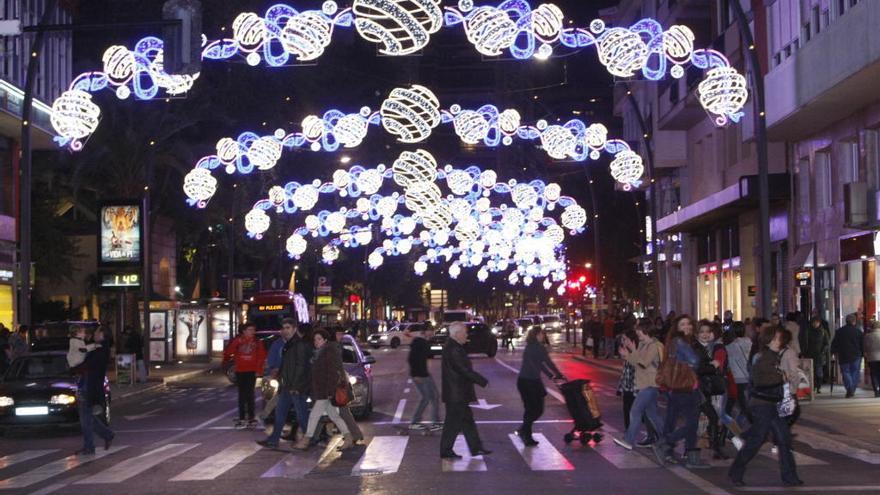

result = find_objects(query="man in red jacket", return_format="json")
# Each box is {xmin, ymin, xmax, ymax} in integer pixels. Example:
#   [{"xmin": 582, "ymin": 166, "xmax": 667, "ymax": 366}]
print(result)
[{"xmin": 223, "ymin": 323, "xmax": 267, "ymax": 428}]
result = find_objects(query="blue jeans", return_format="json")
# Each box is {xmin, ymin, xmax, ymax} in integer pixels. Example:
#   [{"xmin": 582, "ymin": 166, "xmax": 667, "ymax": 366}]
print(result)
[
  {"xmin": 840, "ymin": 360, "xmax": 861, "ymax": 395},
  {"xmin": 663, "ymin": 389, "xmax": 701, "ymax": 451},
  {"xmin": 729, "ymin": 402, "xmax": 800, "ymax": 484},
  {"xmin": 78, "ymin": 393, "xmax": 113, "ymax": 452},
  {"xmin": 624, "ymin": 387, "xmax": 663, "ymax": 445},
  {"xmin": 412, "ymin": 376, "xmax": 440, "ymax": 424},
  {"xmin": 267, "ymin": 390, "xmax": 311, "ymax": 444}
]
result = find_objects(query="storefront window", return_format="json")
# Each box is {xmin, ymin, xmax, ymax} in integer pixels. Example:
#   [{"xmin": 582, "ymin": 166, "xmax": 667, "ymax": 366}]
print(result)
[
  {"xmin": 0, "ymin": 284, "xmax": 11, "ymax": 328},
  {"xmin": 840, "ymin": 261, "xmax": 864, "ymax": 323},
  {"xmin": 698, "ymin": 270, "xmax": 718, "ymax": 320},
  {"xmin": 722, "ymin": 269, "xmax": 742, "ymax": 320}
]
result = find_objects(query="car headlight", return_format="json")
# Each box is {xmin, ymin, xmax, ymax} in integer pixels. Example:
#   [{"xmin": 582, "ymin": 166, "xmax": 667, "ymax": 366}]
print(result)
[
  {"xmin": 49, "ymin": 394, "xmax": 76, "ymax": 405},
  {"xmin": 269, "ymin": 379, "xmax": 279, "ymax": 389},
  {"xmin": 0, "ymin": 396, "xmax": 13, "ymax": 407},
  {"xmin": 348, "ymin": 375, "xmax": 359, "ymax": 385},
  {"xmin": 491, "ymin": 328, "xmax": 498, "ymax": 335}
]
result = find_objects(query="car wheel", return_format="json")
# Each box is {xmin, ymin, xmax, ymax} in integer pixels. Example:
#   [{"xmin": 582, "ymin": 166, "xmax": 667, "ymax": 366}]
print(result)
[
  {"xmin": 225, "ymin": 365, "xmax": 237, "ymax": 384},
  {"xmin": 390, "ymin": 338, "xmax": 400, "ymax": 349},
  {"xmin": 487, "ymin": 342, "xmax": 498, "ymax": 357}
]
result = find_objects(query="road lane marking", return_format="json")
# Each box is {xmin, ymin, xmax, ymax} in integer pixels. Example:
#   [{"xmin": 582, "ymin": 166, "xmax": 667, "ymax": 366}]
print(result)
[
  {"xmin": 708, "ymin": 448, "xmax": 827, "ymax": 468},
  {"xmin": 147, "ymin": 407, "xmax": 237, "ymax": 449},
  {"xmin": 373, "ymin": 419, "xmax": 573, "ymax": 425},
  {"xmin": 738, "ymin": 486, "xmax": 880, "ymax": 492},
  {"xmin": 0, "ymin": 451, "xmax": 58, "ymax": 471},
  {"xmin": 170, "ymin": 442, "xmax": 263, "ymax": 481},
  {"xmin": 25, "ymin": 474, "xmax": 89, "ymax": 495},
  {"xmin": 403, "ymin": 388, "xmax": 410, "ymax": 394},
  {"xmin": 794, "ymin": 429, "xmax": 880, "ymax": 464},
  {"xmin": 593, "ymin": 439, "xmax": 660, "ymax": 469},
  {"xmin": 442, "ymin": 435, "xmax": 488, "ymax": 472},
  {"xmin": 666, "ymin": 466, "xmax": 733, "ymax": 495},
  {"xmin": 0, "ymin": 446, "xmax": 128, "ymax": 490},
  {"xmin": 351, "ymin": 436, "xmax": 408, "ymax": 476},
  {"xmin": 508, "ymin": 433, "xmax": 574, "ymax": 471},
  {"xmin": 75, "ymin": 443, "xmax": 197, "ymax": 484},
  {"xmin": 261, "ymin": 449, "xmax": 324, "ymax": 479},
  {"xmin": 392, "ymin": 399, "xmax": 407, "ymax": 424}
]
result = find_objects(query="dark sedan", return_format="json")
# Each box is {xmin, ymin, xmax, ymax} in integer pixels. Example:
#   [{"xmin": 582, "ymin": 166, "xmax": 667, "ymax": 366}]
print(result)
[
  {"xmin": 0, "ymin": 352, "xmax": 111, "ymax": 431},
  {"xmin": 428, "ymin": 323, "xmax": 498, "ymax": 358}
]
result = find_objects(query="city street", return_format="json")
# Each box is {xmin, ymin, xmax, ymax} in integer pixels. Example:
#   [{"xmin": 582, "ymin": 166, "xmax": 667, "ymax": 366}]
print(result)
[{"xmin": 3, "ymin": 339, "xmax": 880, "ymax": 495}]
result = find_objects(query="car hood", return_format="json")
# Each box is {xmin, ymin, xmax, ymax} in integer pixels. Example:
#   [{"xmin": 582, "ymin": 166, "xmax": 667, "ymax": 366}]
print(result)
[{"xmin": 0, "ymin": 378, "xmax": 78, "ymax": 400}]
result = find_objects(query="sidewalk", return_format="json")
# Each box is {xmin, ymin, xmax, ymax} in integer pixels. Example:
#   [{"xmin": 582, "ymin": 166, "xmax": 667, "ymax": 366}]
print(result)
[{"xmin": 108, "ymin": 359, "xmax": 220, "ymax": 401}]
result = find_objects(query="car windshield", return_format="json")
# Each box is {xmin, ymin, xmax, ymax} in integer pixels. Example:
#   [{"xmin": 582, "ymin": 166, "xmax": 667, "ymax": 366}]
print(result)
[
  {"xmin": 544, "ymin": 316, "xmax": 559, "ymax": 323},
  {"xmin": 5, "ymin": 355, "xmax": 69, "ymax": 381}
]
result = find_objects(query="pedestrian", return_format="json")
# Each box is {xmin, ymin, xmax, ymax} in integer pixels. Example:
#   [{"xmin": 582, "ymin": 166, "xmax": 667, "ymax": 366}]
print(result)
[
  {"xmin": 804, "ymin": 317, "xmax": 830, "ymax": 394},
  {"xmin": 258, "ymin": 318, "xmax": 312, "ymax": 448},
  {"xmin": 722, "ymin": 310, "xmax": 734, "ymax": 334},
  {"xmin": 331, "ymin": 330, "xmax": 365, "ymax": 446},
  {"xmin": 777, "ymin": 327, "xmax": 803, "ymax": 426},
  {"xmin": 259, "ymin": 323, "xmax": 291, "ymax": 423},
  {"xmin": 831, "ymin": 313, "xmax": 864, "ymax": 398},
  {"xmin": 440, "ymin": 322, "xmax": 491, "ymax": 459},
  {"xmin": 0, "ymin": 323, "xmax": 12, "ymax": 374},
  {"xmin": 613, "ymin": 321, "xmax": 663, "ymax": 450},
  {"xmin": 516, "ymin": 326, "xmax": 564, "ymax": 446},
  {"xmin": 784, "ymin": 313, "xmax": 802, "ymax": 357},
  {"xmin": 694, "ymin": 320, "xmax": 741, "ymax": 460},
  {"xmin": 9, "ymin": 325, "xmax": 29, "ymax": 361},
  {"xmin": 123, "ymin": 326, "xmax": 146, "ymax": 383},
  {"xmin": 725, "ymin": 321, "xmax": 753, "ymax": 424},
  {"xmin": 602, "ymin": 313, "xmax": 616, "ymax": 359},
  {"xmin": 728, "ymin": 325, "xmax": 803, "ymax": 487},
  {"xmin": 863, "ymin": 321, "xmax": 880, "ymax": 398},
  {"xmin": 296, "ymin": 329, "xmax": 353, "ymax": 450},
  {"xmin": 589, "ymin": 314, "xmax": 602, "ymax": 358},
  {"xmin": 223, "ymin": 322, "xmax": 267, "ymax": 429},
  {"xmin": 616, "ymin": 331, "xmax": 637, "ymax": 430},
  {"xmin": 67, "ymin": 324, "xmax": 99, "ymax": 372},
  {"xmin": 653, "ymin": 314, "xmax": 709, "ymax": 468},
  {"xmin": 76, "ymin": 327, "xmax": 115, "ymax": 455},
  {"xmin": 406, "ymin": 326, "xmax": 442, "ymax": 431}
]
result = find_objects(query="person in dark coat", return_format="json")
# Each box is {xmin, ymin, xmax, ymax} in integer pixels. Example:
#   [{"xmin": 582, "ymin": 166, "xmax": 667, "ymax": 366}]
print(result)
[
  {"xmin": 831, "ymin": 313, "xmax": 864, "ymax": 398},
  {"xmin": 258, "ymin": 318, "xmax": 312, "ymax": 448},
  {"xmin": 295, "ymin": 329, "xmax": 352, "ymax": 450},
  {"xmin": 804, "ymin": 317, "xmax": 830, "ymax": 394},
  {"xmin": 77, "ymin": 327, "xmax": 115, "ymax": 455},
  {"xmin": 516, "ymin": 327, "xmax": 564, "ymax": 446},
  {"xmin": 407, "ymin": 326, "xmax": 441, "ymax": 430},
  {"xmin": 440, "ymin": 322, "xmax": 490, "ymax": 459}
]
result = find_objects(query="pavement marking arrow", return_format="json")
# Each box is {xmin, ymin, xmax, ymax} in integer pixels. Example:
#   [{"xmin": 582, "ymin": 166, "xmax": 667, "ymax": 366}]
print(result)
[
  {"xmin": 469, "ymin": 399, "xmax": 501, "ymax": 410},
  {"xmin": 123, "ymin": 408, "xmax": 163, "ymax": 421}
]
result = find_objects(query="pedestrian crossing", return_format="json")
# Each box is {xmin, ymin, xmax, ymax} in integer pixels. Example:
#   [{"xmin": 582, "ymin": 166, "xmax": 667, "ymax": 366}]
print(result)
[{"xmin": 0, "ymin": 430, "xmax": 870, "ymax": 489}]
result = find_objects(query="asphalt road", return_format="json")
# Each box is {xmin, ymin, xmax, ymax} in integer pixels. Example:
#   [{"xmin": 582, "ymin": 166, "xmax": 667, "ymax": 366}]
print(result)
[{"xmin": 2, "ymin": 336, "xmax": 880, "ymax": 495}]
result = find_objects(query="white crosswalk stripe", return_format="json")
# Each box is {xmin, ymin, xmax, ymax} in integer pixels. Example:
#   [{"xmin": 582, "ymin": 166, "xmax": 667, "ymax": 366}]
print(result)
[
  {"xmin": 509, "ymin": 433, "xmax": 574, "ymax": 471},
  {"xmin": 261, "ymin": 449, "xmax": 325, "ymax": 479},
  {"xmin": 351, "ymin": 436, "xmax": 408, "ymax": 476},
  {"xmin": 75, "ymin": 443, "xmax": 197, "ymax": 484},
  {"xmin": 0, "ymin": 450, "xmax": 57, "ymax": 471},
  {"xmin": 442, "ymin": 436, "xmax": 488, "ymax": 472},
  {"xmin": 171, "ymin": 442, "xmax": 263, "ymax": 481},
  {"xmin": 0, "ymin": 446, "xmax": 128, "ymax": 490}
]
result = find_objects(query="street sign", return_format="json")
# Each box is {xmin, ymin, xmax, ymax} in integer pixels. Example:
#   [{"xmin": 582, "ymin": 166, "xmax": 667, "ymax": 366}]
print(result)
[
  {"xmin": 317, "ymin": 276, "xmax": 331, "ymax": 295},
  {"xmin": 317, "ymin": 296, "xmax": 332, "ymax": 305}
]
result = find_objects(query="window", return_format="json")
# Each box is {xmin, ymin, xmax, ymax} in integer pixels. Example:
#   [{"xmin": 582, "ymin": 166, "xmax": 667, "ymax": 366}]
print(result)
[
  {"xmin": 797, "ymin": 158, "xmax": 811, "ymax": 219},
  {"xmin": 802, "ymin": 22, "xmax": 811, "ymax": 43},
  {"xmin": 841, "ymin": 140, "xmax": 860, "ymax": 184},
  {"xmin": 812, "ymin": 6, "xmax": 820, "ymax": 36},
  {"xmin": 866, "ymin": 129, "xmax": 880, "ymax": 190},
  {"xmin": 815, "ymin": 151, "xmax": 833, "ymax": 208}
]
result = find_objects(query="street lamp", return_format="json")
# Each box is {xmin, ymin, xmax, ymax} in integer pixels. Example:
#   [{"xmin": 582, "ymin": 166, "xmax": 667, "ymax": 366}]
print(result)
[{"xmin": 584, "ymin": 262, "xmax": 592, "ymax": 269}]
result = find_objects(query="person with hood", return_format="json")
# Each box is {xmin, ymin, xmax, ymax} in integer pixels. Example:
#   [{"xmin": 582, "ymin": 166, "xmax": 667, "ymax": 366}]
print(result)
[
  {"xmin": 223, "ymin": 323, "xmax": 267, "ymax": 428},
  {"xmin": 440, "ymin": 322, "xmax": 491, "ymax": 459},
  {"xmin": 831, "ymin": 313, "xmax": 864, "ymax": 398},
  {"xmin": 295, "ymin": 329, "xmax": 352, "ymax": 450},
  {"xmin": 864, "ymin": 321, "xmax": 880, "ymax": 398}
]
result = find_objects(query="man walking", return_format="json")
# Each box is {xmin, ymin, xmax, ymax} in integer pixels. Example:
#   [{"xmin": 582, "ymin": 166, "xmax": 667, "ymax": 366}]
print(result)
[
  {"xmin": 77, "ymin": 327, "xmax": 114, "ymax": 455},
  {"xmin": 440, "ymin": 322, "xmax": 491, "ymax": 459},
  {"xmin": 831, "ymin": 313, "xmax": 864, "ymax": 398},
  {"xmin": 259, "ymin": 322, "xmax": 292, "ymax": 423},
  {"xmin": 407, "ymin": 326, "xmax": 441, "ymax": 431},
  {"xmin": 258, "ymin": 318, "xmax": 311, "ymax": 448}
]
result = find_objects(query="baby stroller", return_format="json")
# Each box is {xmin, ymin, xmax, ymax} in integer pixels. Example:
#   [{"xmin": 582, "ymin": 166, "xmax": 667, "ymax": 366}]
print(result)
[{"xmin": 559, "ymin": 379, "xmax": 604, "ymax": 445}]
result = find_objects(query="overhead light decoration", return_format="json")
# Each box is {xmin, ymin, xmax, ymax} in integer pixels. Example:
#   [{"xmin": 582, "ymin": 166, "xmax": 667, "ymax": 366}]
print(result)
[
  {"xmin": 280, "ymin": 10, "xmax": 335, "ymax": 61},
  {"xmin": 698, "ymin": 66, "xmax": 749, "ymax": 126},
  {"xmin": 50, "ymin": 90, "xmax": 101, "ymax": 146},
  {"xmin": 245, "ymin": 208, "xmax": 271, "ymax": 239},
  {"xmin": 381, "ymin": 85, "xmax": 441, "ymax": 143},
  {"xmin": 352, "ymin": 0, "xmax": 443, "ymax": 56},
  {"xmin": 609, "ymin": 149, "xmax": 646, "ymax": 189},
  {"xmin": 183, "ymin": 168, "xmax": 218, "ymax": 208}
]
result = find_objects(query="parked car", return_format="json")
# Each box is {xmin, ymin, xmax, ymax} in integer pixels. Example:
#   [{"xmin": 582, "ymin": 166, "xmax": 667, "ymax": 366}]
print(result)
[
  {"xmin": 428, "ymin": 323, "xmax": 498, "ymax": 358},
  {"xmin": 541, "ymin": 314, "xmax": 563, "ymax": 333},
  {"xmin": 0, "ymin": 351, "xmax": 111, "ymax": 432},
  {"xmin": 367, "ymin": 322, "xmax": 426, "ymax": 349}
]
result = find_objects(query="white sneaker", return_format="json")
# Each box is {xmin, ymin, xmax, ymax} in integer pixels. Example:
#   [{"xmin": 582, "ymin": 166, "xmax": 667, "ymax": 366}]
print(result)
[
  {"xmin": 731, "ymin": 436, "xmax": 744, "ymax": 451},
  {"xmin": 770, "ymin": 446, "xmax": 779, "ymax": 455},
  {"xmin": 408, "ymin": 423, "xmax": 425, "ymax": 430},
  {"xmin": 613, "ymin": 437, "xmax": 633, "ymax": 450}
]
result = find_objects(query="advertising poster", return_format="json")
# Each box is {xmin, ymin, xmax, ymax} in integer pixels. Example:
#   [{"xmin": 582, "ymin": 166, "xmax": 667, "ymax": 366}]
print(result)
[
  {"xmin": 177, "ymin": 308, "xmax": 208, "ymax": 357},
  {"xmin": 100, "ymin": 204, "xmax": 141, "ymax": 264},
  {"xmin": 149, "ymin": 340, "xmax": 166, "ymax": 362},
  {"xmin": 149, "ymin": 312, "xmax": 166, "ymax": 339},
  {"xmin": 210, "ymin": 308, "xmax": 231, "ymax": 341}
]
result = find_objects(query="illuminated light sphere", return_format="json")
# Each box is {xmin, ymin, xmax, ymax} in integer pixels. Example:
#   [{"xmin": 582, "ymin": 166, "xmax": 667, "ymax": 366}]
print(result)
[
  {"xmin": 454, "ymin": 216, "xmax": 480, "ymax": 243},
  {"xmin": 324, "ymin": 211, "xmax": 346, "ymax": 233},
  {"xmin": 475, "ymin": 197, "xmax": 491, "ymax": 212},
  {"xmin": 246, "ymin": 52, "xmax": 261, "ymax": 66},
  {"xmin": 368, "ymin": 251, "xmax": 384, "ymax": 268},
  {"xmin": 596, "ymin": 27, "xmax": 649, "ymax": 78},
  {"xmin": 663, "ymin": 25, "xmax": 695, "ymax": 64},
  {"xmin": 245, "ymin": 209, "xmax": 271, "ymax": 237},
  {"xmin": 413, "ymin": 260, "xmax": 428, "ymax": 275},
  {"xmin": 542, "ymin": 278, "xmax": 552, "ymax": 290},
  {"xmin": 508, "ymin": 272, "xmax": 519, "ymax": 285},
  {"xmin": 497, "ymin": 109, "xmax": 521, "ymax": 134},
  {"xmin": 590, "ymin": 18, "xmax": 606, "ymax": 34},
  {"xmin": 535, "ymin": 43, "xmax": 553, "ymax": 60},
  {"xmin": 544, "ymin": 183, "xmax": 561, "ymax": 202},
  {"xmin": 447, "ymin": 170, "xmax": 475, "ymax": 195},
  {"xmin": 302, "ymin": 115, "xmax": 326, "ymax": 141},
  {"xmin": 479, "ymin": 170, "xmax": 497, "ymax": 189},
  {"xmin": 352, "ymin": 0, "xmax": 443, "ymax": 56},
  {"xmin": 268, "ymin": 185, "xmax": 287, "ymax": 207},
  {"xmin": 115, "ymin": 86, "xmax": 131, "ymax": 100},
  {"xmin": 50, "ymin": 90, "xmax": 101, "ymax": 141},
  {"xmin": 477, "ymin": 268, "xmax": 489, "ymax": 282},
  {"xmin": 448, "ymin": 198, "xmax": 472, "ymax": 221},
  {"xmin": 523, "ymin": 275, "xmax": 534, "ymax": 286},
  {"xmin": 512, "ymin": 184, "xmax": 539, "ymax": 210},
  {"xmin": 453, "ymin": 110, "xmax": 490, "ymax": 144},
  {"xmin": 556, "ymin": 283, "xmax": 566, "ymax": 295},
  {"xmin": 376, "ymin": 196, "xmax": 398, "ymax": 218},
  {"xmin": 286, "ymin": 233, "xmax": 308, "ymax": 257},
  {"xmin": 183, "ymin": 168, "xmax": 217, "ymax": 206},
  {"xmin": 433, "ymin": 229, "xmax": 450, "ymax": 245},
  {"xmin": 332, "ymin": 170, "xmax": 351, "ymax": 189},
  {"xmin": 532, "ymin": 4, "xmax": 564, "ymax": 43},
  {"xmin": 102, "ymin": 45, "xmax": 135, "ymax": 85},
  {"xmin": 449, "ymin": 263, "xmax": 461, "ymax": 279},
  {"xmin": 609, "ymin": 149, "xmax": 645, "ymax": 185},
  {"xmin": 381, "ymin": 85, "xmax": 441, "ymax": 143},
  {"xmin": 322, "ymin": 244, "xmax": 340, "ymax": 263},
  {"xmin": 466, "ymin": 6, "xmax": 518, "ymax": 57},
  {"xmin": 698, "ymin": 67, "xmax": 749, "ymax": 126},
  {"xmin": 545, "ymin": 224, "xmax": 565, "ymax": 245},
  {"xmin": 561, "ymin": 204, "xmax": 587, "ymax": 231},
  {"xmin": 356, "ymin": 168, "xmax": 383, "ymax": 195},
  {"xmin": 398, "ymin": 238, "xmax": 413, "ymax": 254},
  {"xmin": 356, "ymin": 197, "xmax": 371, "ymax": 213},
  {"xmin": 585, "ymin": 123, "xmax": 608, "ymax": 149},
  {"xmin": 670, "ymin": 64, "xmax": 684, "ymax": 79},
  {"xmin": 232, "ymin": 12, "xmax": 266, "ymax": 53},
  {"xmin": 478, "ymin": 211, "xmax": 493, "ymax": 226},
  {"xmin": 393, "ymin": 149, "xmax": 437, "ymax": 188},
  {"xmin": 458, "ymin": 0, "xmax": 474, "ymax": 12},
  {"xmin": 322, "ymin": 1, "xmax": 338, "ymax": 15},
  {"xmin": 540, "ymin": 125, "xmax": 577, "ymax": 160},
  {"xmin": 305, "ymin": 215, "xmax": 320, "ymax": 231},
  {"xmin": 281, "ymin": 11, "xmax": 334, "ymax": 61},
  {"xmin": 354, "ymin": 229, "xmax": 373, "ymax": 245},
  {"xmin": 292, "ymin": 184, "xmax": 320, "ymax": 210},
  {"xmin": 247, "ymin": 136, "xmax": 283, "ymax": 170},
  {"xmin": 399, "ymin": 216, "xmax": 417, "ymax": 235},
  {"xmin": 333, "ymin": 114, "xmax": 369, "ymax": 148}
]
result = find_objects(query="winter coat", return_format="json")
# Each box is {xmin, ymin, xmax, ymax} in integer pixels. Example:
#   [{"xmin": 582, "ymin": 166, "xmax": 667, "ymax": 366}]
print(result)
[
  {"xmin": 750, "ymin": 349, "xmax": 785, "ymax": 406},
  {"xmin": 805, "ymin": 325, "xmax": 830, "ymax": 365},
  {"xmin": 310, "ymin": 341, "xmax": 345, "ymax": 400},
  {"xmin": 223, "ymin": 335, "xmax": 267, "ymax": 374},
  {"xmin": 519, "ymin": 340, "xmax": 562, "ymax": 381},
  {"xmin": 726, "ymin": 337, "xmax": 752, "ymax": 384},
  {"xmin": 81, "ymin": 345, "xmax": 110, "ymax": 406},
  {"xmin": 624, "ymin": 338, "xmax": 661, "ymax": 391},
  {"xmin": 694, "ymin": 340, "xmax": 728, "ymax": 396},
  {"xmin": 279, "ymin": 334, "xmax": 312, "ymax": 394},
  {"xmin": 409, "ymin": 337, "xmax": 431, "ymax": 377},
  {"xmin": 864, "ymin": 331, "xmax": 880, "ymax": 363},
  {"xmin": 831, "ymin": 324, "xmax": 864, "ymax": 364},
  {"xmin": 441, "ymin": 338, "xmax": 488, "ymax": 404}
]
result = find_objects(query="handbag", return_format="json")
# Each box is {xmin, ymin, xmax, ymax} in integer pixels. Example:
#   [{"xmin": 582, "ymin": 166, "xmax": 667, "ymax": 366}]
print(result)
[
  {"xmin": 700, "ymin": 373, "xmax": 727, "ymax": 396},
  {"xmin": 777, "ymin": 383, "xmax": 796, "ymax": 418},
  {"xmin": 332, "ymin": 372, "xmax": 353, "ymax": 407},
  {"xmin": 656, "ymin": 350, "xmax": 697, "ymax": 392}
]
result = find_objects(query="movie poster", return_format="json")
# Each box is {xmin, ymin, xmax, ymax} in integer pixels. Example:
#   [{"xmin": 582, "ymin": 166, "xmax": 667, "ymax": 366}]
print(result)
[
  {"xmin": 149, "ymin": 312, "xmax": 166, "ymax": 339},
  {"xmin": 149, "ymin": 340, "xmax": 166, "ymax": 362},
  {"xmin": 100, "ymin": 204, "xmax": 141, "ymax": 264},
  {"xmin": 176, "ymin": 308, "xmax": 208, "ymax": 357}
]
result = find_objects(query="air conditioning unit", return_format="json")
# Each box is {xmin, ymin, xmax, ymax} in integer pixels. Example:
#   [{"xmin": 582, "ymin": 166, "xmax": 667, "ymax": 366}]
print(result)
[{"xmin": 844, "ymin": 182, "xmax": 868, "ymax": 227}]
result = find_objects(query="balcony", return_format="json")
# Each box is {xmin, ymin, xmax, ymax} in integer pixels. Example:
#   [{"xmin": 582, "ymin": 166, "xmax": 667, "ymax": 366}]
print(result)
[
  {"xmin": 764, "ymin": 1, "xmax": 880, "ymax": 141},
  {"xmin": 0, "ymin": 79, "xmax": 56, "ymax": 150}
]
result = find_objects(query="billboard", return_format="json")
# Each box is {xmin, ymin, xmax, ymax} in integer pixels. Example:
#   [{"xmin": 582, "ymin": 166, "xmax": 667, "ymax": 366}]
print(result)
[
  {"xmin": 176, "ymin": 307, "xmax": 208, "ymax": 357},
  {"xmin": 99, "ymin": 203, "xmax": 142, "ymax": 265}
]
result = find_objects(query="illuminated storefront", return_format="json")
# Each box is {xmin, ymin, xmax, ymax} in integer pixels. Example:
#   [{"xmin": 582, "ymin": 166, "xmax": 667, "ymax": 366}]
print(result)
[{"xmin": 697, "ymin": 257, "xmax": 742, "ymax": 321}]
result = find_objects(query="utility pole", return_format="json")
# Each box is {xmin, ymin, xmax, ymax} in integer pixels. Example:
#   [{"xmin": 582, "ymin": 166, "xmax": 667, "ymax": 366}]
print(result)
[{"xmin": 731, "ymin": 1, "xmax": 772, "ymax": 316}]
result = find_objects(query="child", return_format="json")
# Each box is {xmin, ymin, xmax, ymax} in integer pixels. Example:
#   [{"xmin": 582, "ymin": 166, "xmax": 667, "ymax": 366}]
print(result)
[{"xmin": 67, "ymin": 325, "xmax": 99, "ymax": 372}]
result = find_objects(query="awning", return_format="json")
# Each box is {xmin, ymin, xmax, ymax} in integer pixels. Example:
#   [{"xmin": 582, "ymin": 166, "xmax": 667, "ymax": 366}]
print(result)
[
  {"xmin": 656, "ymin": 174, "xmax": 790, "ymax": 234},
  {"xmin": 790, "ymin": 244, "xmax": 814, "ymax": 269}
]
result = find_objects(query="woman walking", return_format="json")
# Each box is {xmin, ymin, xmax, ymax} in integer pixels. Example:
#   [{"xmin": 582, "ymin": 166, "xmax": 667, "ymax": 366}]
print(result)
[
  {"xmin": 295, "ymin": 329, "xmax": 353, "ymax": 450},
  {"xmin": 729, "ymin": 326, "xmax": 803, "ymax": 487},
  {"xmin": 516, "ymin": 327, "xmax": 565, "ymax": 446},
  {"xmin": 865, "ymin": 322, "xmax": 880, "ymax": 397},
  {"xmin": 694, "ymin": 321, "xmax": 741, "ymax": 459},
  {"xmin": 613, "ymin": 321, "xmax": 663, "ymax": 450}
]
